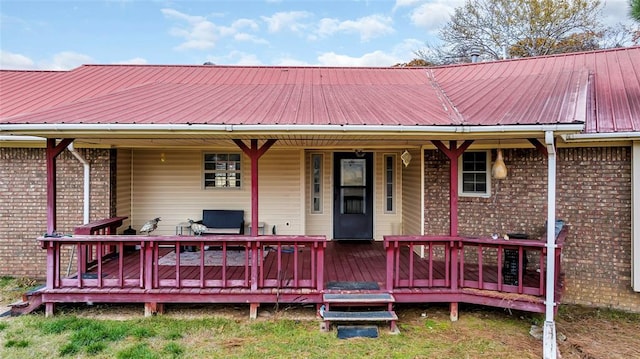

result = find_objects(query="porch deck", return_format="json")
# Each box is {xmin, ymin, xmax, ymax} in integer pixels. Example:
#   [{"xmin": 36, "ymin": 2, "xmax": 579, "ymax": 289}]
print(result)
[{"xmin": 37, "ymin": 233, "xmax": 564, "ymax": 316}]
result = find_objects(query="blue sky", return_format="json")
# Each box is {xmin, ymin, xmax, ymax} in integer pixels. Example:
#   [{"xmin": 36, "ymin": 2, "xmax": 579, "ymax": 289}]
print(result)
[{"xmin": 0, "ymin": 0, "xmax": 636, "ymax": 70}]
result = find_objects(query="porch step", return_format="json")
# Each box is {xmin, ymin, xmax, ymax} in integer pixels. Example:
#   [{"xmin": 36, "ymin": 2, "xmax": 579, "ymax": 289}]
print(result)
[
  {"xmin": 323, "ymin": 292, "xmax": 395, "ymax": 304},
  {"xmin": 322, "ymin": 310, "xmax": 398, "ymax": 322},
  {"xmin": 9, "ymin": 286, "xmax": 45, "ymax": 316}
]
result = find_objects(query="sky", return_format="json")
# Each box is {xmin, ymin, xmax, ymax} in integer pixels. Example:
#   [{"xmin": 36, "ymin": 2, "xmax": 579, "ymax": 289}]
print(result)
[{"xmin": 0, "ymin": 0, "xmax": 637, "ymax": 70}]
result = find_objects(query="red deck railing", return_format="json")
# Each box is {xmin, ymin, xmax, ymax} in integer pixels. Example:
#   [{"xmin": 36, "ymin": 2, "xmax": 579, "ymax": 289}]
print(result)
[
  {"xmin": 384, "ymin": 228, "xmax": 567, "ymax": 299},
  {"xmin": 41, "ymin": 219, "xmax": 326, "ymax": 293}
]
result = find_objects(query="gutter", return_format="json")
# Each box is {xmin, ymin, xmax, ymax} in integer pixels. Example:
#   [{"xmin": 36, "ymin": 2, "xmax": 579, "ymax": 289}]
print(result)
[
  {"xmin": 0, "ymin": 123, "xmax": 585, "ymax": 134},
  {"xmin": 66, "ymin": 142, "xmax": 90, "ymax": 225},
  {"xmin": 562, "ymin": 132, "xmax": 640, "ymax": 142}
]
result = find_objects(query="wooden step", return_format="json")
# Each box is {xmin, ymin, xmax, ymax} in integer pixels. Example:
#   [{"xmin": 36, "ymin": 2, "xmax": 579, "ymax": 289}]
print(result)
[
  {"xmin": 322, "ymin": 310, "xmax": 398, "ymax": 322},
  {"xmin": 323, "ymin": 293, "xmax": 395, "ymax": 304}
]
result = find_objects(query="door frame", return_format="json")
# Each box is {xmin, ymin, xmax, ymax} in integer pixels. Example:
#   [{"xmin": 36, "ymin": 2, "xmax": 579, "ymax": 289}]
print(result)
[{"xmin": 332, "ymin": 151, "xmax": 374, "ymax": 240}]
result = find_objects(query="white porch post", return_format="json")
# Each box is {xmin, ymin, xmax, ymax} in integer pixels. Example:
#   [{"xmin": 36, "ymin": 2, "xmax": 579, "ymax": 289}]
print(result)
[
  {"xmin": 543, "ymin": 131, "xmax": 557, "ymax": 359},
  {"xmin": 632, "ymin": 141, "xmax": 640, "ymax": 291}
]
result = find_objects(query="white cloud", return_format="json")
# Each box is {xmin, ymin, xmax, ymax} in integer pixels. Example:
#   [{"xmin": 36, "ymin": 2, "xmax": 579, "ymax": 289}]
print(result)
[
  {"xmin": 0, "ymin": 50, "xmax": 35, "ymax": 70},
  {"xmin": 114, "ymin": 57, "xmax": 148, "ymax": 65},
  {"xmin": 317, "ymin": 50, "xmax": 401, "ymax": 67},
  {"xmin": 316, "ymin": 14, "xmax": 394, "ymax": 42},
  {"xmin": 409, "ymin": 1, "xmax": 461, "ymax": 33},
  {"xmin": 261, "ymin": 11, "xmax": 312, "ymax": 33},
  {"xmin": 41, "ymin": 51, "xmax": 95, "ymax": 70},
  {"xmin": 206, "ymin": 51, "xmax": 263, "ymax": 66},
  {"xmin": 601, "ymin": 0, "xmax": 637, "ymax": 27},
  {"xmin": 232, "ymin": 18, "xmax": 259, "ymax": 31},
  {"xmin": 394, "ymin": 0, "xmax": 425, "ymax": 10},
  {"xmin": 162, "ymin": 8, "xmax": 221, "ymax": 50},
  {"xmin": 274, "ymin": 57, "xmax": 311, "ymax": 66}
]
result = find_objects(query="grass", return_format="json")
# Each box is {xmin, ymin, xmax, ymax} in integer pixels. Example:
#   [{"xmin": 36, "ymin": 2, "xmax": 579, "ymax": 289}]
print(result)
[
  {"xmin": 1, "ymin": 277, "xmax": 638, "ymax": 359},
  {"xmin": 0, "ymin": 304, "xmax": 558, "ymax": 359}
]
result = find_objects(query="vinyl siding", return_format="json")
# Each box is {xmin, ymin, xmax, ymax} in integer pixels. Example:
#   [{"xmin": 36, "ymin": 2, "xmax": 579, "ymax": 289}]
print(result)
[
  {"xmin": 305, "ymin": 151, "xmax": 333, "ymax": 238},
  {"xmin": 130, "ymin": 149, "xmax": 302, "ymax": 235},
  {"xmin": 401, "ymin": 148, "xmax": 423, "ymax": 236},
  {"xmin": 374, "ymin": 152, "xmax": 403, "ymax": 239}
]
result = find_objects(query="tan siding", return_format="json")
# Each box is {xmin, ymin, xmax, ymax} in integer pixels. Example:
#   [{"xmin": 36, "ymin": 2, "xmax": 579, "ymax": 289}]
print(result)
[
  {"xmin": 131, "ymin": 149, "xmax": 302, "ymax": 235},
  {"xmin": 305, "ymin": 151, "xmax": 333, "ymax": 238},
  {"xmin": 374, "ymin": 152, "xmax": 403, "ymax": 240},
  {"xmin": 116, "ymin": 149, "xmax": 132, "ymax": 232},
  {"xmin": 401, "ymin": 148, "xmax": 423, "ymax": 235}
]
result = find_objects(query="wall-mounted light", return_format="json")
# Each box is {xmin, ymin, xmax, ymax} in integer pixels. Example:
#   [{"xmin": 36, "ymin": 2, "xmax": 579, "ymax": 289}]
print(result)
[
  {"xmin": 491, "ymin": 149, "xmax": 507, "ymax": 179},
  {"xmin": 160, "ymin": 152, "xmax": 166, "ymax": 163},
  {"xmin": 354, "ymin": 149, "xmax": 365, "ymax": 158},
  {"xmin": 401, "ymin": 150, "xmax": 412, "ymax": 167}
]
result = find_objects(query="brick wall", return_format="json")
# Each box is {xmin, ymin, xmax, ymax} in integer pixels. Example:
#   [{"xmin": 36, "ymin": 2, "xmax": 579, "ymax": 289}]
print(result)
[
  {"xmin": 0, "ymin": 147, "xmax": 112, "ymax": 278},
  {"xmin": 424, "ymin": 146, "xmax": 639, "ymax": 312}
]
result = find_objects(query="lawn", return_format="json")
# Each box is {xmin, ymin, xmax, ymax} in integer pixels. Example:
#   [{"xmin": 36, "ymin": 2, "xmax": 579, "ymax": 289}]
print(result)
[{"xmin": 1, "ymin": 277, "xmax": 639, "ymax": 358}]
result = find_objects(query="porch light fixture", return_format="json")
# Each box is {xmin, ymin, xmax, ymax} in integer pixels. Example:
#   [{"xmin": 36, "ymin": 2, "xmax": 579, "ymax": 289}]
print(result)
[
  {"xmin": 401, "ymin": 150, "xmax": 412, "ymax": 167},
  {"xmin": 354, "ymin": 149, "xmax": 365, "ymax": 158},
  {"xmin": 491, "ymin": 149, "xmax": 507, "ymax": 179}
]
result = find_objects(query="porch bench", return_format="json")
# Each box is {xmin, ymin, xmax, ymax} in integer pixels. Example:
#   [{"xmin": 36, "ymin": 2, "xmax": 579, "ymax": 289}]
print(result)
[{"xmin": 198, "ymin": 210, "xmax": 245, "ymax": 235}]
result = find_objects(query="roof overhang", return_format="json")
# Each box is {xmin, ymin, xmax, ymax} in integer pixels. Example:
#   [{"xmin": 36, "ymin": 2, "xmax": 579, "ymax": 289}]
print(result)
[{"xmin": 0, "ymin": 123, "xmax": 585, "ymax": 138}]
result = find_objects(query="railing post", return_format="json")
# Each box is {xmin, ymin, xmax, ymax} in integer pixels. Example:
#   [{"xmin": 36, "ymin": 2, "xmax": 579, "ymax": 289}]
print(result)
[
  {"xmin": 385, "ymin": 240, "xmax": 395, "ymax": 292},
  {"xmin": 251, "ymin": 240, "xmax": 259, "ymax": 291},
  {"xmin": 450, "ymin": 239, "xmax": 459, "ymax": 321},
  {"xmin": 316, "ymin": 241, "xmax": 325, "ymax": 291},
  {"xmin": 45, "ymin": 241, "xmax": 55, "ymax": 289},
  {"xmin": 144, "ymin": 239, "xmax": 153, "ymax": 290}
]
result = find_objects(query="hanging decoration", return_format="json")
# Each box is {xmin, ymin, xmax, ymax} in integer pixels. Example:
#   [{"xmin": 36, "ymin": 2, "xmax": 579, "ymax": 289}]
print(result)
[
  {"xmin": 401, "ymin": 150, "xmax": 412, "ymax": 167},
  {"xmin": 491, "ymin": 149, "xmax": 507, "ymax": 179}
]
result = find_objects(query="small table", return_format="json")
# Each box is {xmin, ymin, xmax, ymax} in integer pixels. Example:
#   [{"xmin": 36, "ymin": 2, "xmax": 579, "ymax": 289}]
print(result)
[
  {"xmin": 175, "ymin": 222, "xmax": 192, "ymax": 235},
  {"xmin": 248, "ymin": 222, "xmax": 266, "ymax": 235}
]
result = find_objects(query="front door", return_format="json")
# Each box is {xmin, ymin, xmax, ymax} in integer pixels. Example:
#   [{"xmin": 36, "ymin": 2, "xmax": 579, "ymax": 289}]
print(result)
[{"xmin": 333, "ymin": 152, "xmax": 373, "ymax": 239}]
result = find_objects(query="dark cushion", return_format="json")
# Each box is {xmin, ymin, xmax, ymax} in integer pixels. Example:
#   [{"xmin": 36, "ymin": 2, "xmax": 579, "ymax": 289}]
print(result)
[{"xmin": 202, "ymin": 210, "xmax": 244, "ymax": 233}]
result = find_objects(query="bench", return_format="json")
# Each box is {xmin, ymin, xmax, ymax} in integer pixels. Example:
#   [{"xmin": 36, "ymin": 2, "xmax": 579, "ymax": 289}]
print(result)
[{"xmin": 199, "ymin": 210, "xmax": 245, "ymax": 235}]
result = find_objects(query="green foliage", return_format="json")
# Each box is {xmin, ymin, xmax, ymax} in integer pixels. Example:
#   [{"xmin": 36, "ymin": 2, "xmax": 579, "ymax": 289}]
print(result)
[
  {"xmin": 632, "ymin": 0, "xmax": 640, "ymax": 22},
  {"xmin": 116, "ymin": 343, "xmax": 158, "ymax": 359},
  {"xmin": 0, "ymin": 322, "xmax": 8, "ymax": 332},
  {"xmin": 4, "ymin": 339, "xmax": 29, "ymax": 348},
  {"xmin": 163, "ymin": 342, "xmax": 185, "ymax": 358}
]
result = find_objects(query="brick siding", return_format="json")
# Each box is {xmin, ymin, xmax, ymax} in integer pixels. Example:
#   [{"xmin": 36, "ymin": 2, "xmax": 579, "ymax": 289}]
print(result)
[
  {"xmin": 424, "ymin": 146, "xmax": 638, "ymax": 312},
  {"xmin": 0, "ymin": 147, "xmax": 112, "ymax": 278}
]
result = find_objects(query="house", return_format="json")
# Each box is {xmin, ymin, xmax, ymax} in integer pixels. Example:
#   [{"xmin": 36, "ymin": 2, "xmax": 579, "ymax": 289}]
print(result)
[{"xmin": 1, "ymin": 46, "xmax": 639, "ymax": 354}]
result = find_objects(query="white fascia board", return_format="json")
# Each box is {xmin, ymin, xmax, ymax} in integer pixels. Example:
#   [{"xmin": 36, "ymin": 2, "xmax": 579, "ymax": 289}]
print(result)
[
  {"xmin": 0, "ymin": 123, "xmax": 585, "ymax": 135},
  {"xmin": 562, "ymin": 132, "xmax": 640, "ymax": 142}
]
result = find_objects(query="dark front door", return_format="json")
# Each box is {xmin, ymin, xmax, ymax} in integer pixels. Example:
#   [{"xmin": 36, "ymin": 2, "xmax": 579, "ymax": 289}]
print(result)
[{"xmin": 333, "ymin": 152, "xmax": 373, "ymax": 240}]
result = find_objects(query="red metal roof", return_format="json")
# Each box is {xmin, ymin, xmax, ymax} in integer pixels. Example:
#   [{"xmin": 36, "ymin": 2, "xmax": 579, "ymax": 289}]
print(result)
[{"xmin": 1, "ymin": 47, "xmax": 639, "ymax": 133}]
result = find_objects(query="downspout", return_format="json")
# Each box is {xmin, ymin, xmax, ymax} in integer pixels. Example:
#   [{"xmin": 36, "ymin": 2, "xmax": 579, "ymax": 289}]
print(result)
[
  {"xmin": 543, "ymin": 131, "xmax": 557, "ymax": 359},
  {"xmin": 67, "ymin": 142, "xmax": 90, "ymax": 225}
]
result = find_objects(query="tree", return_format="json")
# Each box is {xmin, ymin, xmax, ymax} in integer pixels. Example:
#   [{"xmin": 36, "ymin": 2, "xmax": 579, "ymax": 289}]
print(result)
[
  {"xmin": 632, "ymin": 0, "xmax": 640, "ymax": 22},
  {"xmin": 392, "ymin": 58, "xmax": 434, "ymax": 67},
  {"xmin": 425, "ymin": 0, "xmax": 605, "ymax": 62}
]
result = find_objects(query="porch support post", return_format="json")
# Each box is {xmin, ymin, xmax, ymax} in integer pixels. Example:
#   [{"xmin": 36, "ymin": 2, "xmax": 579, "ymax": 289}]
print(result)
[
  {"xmin": 431, "ymin": 140, "xmax": 473, "ymax": 322},
  {"xmin": 543, "ymin": 131, "xmax": 558, "ymax": 359},
  {"xmin": 46, "ymin": 138, "xmax": 74, "ymax": 235},
  {"xmin": 233, "ymin": 139, "xmax": 277, "ymax": 236}
]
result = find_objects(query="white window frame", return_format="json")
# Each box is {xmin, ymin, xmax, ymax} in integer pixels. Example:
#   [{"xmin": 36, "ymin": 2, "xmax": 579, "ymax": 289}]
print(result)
[
  {"xmin": 458, "ymin": 150, "xmax": 491, "ymax": 198},
  {"xmin": 384, "ymin": 154, "xmax": 396, "ymax": 213},
  {"xmin": 310, "ymin": 153, "xmax": 323, "ymax": 213},
  {"xmin": 203, "ymin": 152, "xmax": 242, "ymax": 189}
]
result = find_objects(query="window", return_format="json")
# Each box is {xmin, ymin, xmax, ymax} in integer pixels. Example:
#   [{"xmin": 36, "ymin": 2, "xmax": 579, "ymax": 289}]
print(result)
[
  {"xmin": 384, "ymin": 154, "xmax": 396, "ymax": 213},
  {"xmin": 203, "ymin": 153, "xmax": 242, "ymax": 188},
  {"xmin": 311, "ymin": 154, "xmax": 323, "ymax": 213},
  {"xmin": 459, "ymin": 151, "xmax": 491, "ymax": 197}
]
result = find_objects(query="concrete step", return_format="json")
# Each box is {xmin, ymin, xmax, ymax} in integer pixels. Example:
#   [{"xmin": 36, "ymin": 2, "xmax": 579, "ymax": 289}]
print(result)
[
  {"xmin": 323, "ymin": 292, "xmax": 395, "ymax": 304},
  {"xmin": 322, "ymin": 310, "xmax": 398, "ymax": 322}
]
